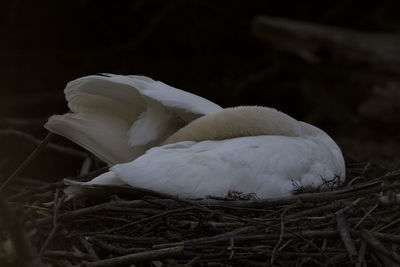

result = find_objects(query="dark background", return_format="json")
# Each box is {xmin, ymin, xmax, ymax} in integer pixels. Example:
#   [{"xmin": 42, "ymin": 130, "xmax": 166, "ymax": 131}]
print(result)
[{"xmin": 1, "ymin": 0, "xmax": 399, "ymax": 181}]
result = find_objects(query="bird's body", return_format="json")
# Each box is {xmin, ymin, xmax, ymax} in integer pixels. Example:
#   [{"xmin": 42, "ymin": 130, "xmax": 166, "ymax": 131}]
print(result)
[{"xmin": 46, "ymin": 74, "xmax": 345, "ymax": 199}]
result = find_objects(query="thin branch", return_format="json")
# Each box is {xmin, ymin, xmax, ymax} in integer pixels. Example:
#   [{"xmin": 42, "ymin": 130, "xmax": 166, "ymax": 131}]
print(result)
[
  {"xmin": 0, "ymin": 129, "xmax": 87, "ymax": 159},
  {"xmin": 0, "ymin": 132, "xmax": 54, "ymax": 190},
  {"xmin": 360, "ymin": 230, "xmax": 400, "ymax": 265},
  {"xmin": 335, "ymin": 209, "xmax": 357, "ymax": 261},
  {"xmin": 83, "ymin": 246, "xmax": 184, "ymax": 267}
]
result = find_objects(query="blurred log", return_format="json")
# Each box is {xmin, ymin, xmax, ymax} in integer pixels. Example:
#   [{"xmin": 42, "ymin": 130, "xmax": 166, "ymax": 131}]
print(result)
[
  {"xmin": 252, "ymin": 15, "xmax": 400, "ymax": 68},
  {"xmin": 253, "ymin": 15, "xmax": 400, "ymax": 125}
]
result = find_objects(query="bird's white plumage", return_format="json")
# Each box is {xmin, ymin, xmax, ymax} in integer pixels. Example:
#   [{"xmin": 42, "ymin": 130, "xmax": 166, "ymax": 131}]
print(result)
[
  {"xmin": 47, "ymin": 112, "xmax": 141, "ymax": 164},
  {"xmin": 90, "ymin": 121, "xmax": 345, "ymax": 198},
  {"xmin": 127, "ymin": 105, "xmax": 181, "ymax": 147},
  {"xmin": 45, "ymin": 74, "xmax": 222, "ymax": 165},
  {"xmin": 46, "ymin": 74, "xmax": 346, "ymax": 199}
]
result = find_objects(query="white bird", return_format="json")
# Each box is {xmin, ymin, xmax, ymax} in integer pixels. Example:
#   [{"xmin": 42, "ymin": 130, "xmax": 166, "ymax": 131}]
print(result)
[{"xmin": 46, "ymin": 74, "xmax": 345, "ymax": 199}]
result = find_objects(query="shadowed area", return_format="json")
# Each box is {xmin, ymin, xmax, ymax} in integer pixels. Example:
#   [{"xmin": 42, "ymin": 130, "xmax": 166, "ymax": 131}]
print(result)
[{"xmin": 0, "ymin": 2, "xmax": 400, "ymax": 265}]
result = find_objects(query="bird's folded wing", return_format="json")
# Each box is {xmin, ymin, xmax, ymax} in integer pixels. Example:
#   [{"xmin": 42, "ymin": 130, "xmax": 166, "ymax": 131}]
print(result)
[
  {"xmin": 64, "ymin": 75, "xmax": 147, "ymax": 122},
  {"xmin": 111, "ymin": 136, "xmax": 345, "ymax": 198},
  {"xmin": 66, "ymin": 74, "xmax": 221, "ymax": 121},
  {"xmin": 46, "ymin": 74, "xmax": 222, "ymax": 164},
  {"xmin": 124, "ymin": 74, "xmax": 222, "ymax": 121}
]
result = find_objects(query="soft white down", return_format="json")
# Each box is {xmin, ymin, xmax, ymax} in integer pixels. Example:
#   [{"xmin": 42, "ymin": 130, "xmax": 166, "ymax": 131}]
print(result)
[{"xmin": 46, "ymin": 74, "xmax": 345, "ymax": 199}]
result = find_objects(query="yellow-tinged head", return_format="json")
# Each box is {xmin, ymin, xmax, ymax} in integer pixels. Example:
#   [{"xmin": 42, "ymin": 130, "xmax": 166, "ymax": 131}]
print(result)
[{"xmin": 163, "ymin": 106, "xmax": 302, "ymax": 145}]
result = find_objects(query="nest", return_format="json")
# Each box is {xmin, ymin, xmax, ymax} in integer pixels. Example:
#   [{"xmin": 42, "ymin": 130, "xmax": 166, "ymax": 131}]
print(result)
[{"xmin": 1, "ymin": 158, "xmax": 400, "ymax": 267}]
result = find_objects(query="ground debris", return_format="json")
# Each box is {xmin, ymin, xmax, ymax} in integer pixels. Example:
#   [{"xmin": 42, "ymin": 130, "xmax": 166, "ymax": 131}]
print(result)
[{"xmin": 1, "ymin": 162, "xmax": 400, "ymax": 266}]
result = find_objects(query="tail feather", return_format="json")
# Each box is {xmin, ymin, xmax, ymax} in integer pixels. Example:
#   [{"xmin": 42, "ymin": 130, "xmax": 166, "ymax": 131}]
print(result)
[{"xmin": 45, "ymin": 113, "xmax": 144, "ymax": 165}]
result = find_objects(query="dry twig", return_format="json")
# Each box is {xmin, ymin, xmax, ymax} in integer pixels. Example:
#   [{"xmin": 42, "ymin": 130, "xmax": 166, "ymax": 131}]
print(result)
[{"xmin": 2, "ymin": 163, "xmax": 400, "ymax": 266}]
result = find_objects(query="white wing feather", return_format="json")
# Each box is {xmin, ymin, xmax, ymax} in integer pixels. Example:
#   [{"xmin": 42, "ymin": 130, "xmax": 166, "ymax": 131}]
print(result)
[
  {"xmin": 91, "ymin": 135, "xmax": 345, "ymax": 198},
  {"xmin": 46, "ymin": 113, "xmax": 144, "ymax": 165},
  {"xmin": 45, "ymin": 74, "xmax": 222, "ymax": 165}
]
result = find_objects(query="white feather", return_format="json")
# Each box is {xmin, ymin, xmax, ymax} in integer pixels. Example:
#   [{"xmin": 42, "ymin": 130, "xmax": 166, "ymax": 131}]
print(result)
[
  {"xmin": 46, "ymin": 113, "xmax": 142, "ymax": 165},
  {"xmin": 46, "ymin": 74, "xmax": 345, "ymax": 199},
  {"xmin": 102, "ymin": 123, "xmax": 344, "ymax": 198},
  {"xmin": 127, "ymin": 104, "xmax": 183, "ymax": 147},
  {"xmin": 45, "ymin": 74, "xmax": 222, "ymax": 165},
  {"xmin": 79, "ymin": 106, "xmax": 345, "ymax": 199},
  {"xmin": 84, "ymin": 171, "xmax": 125, "ymax": 185}
]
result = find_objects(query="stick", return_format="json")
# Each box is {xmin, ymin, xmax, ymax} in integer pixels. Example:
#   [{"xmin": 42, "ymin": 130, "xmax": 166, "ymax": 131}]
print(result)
[
  {"xmin": 83, "ymin": 246, "xmax": 184, "ymax": 267},
  {"xmin": 89, "ymin": 237, "xmax": 145, "ymax": 255},
  {"xmin": 336, "ymin": 209, "xmax": 357, "ymax": 261},
  {"xmin": 0, "ymin": 129, "xmax": 86, "ymax": 159},
  {"xmin": 271, "ymin": 206, "xmax": 290, "ymax": 265},
  {"xmin": 78, "ymin": 236, "xmax": 99, "ymax": 260},
  {"xmin": 196, "ymin": 174, "xmax": 400, "ymax": 208},
  {"xmin": 360, "ymin": 230, "xmax": 400, "ymax": 265},
  {"xmin": 0, "ymin": 132, "xmax": 53, "ymax": 190},
  {"xmin": 38, "ymin": 190, "xmax": 65, "ymax": 257},
  {"xmin": 355, "ymin": 242, "xmax": 367, "ymax": 267}
]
